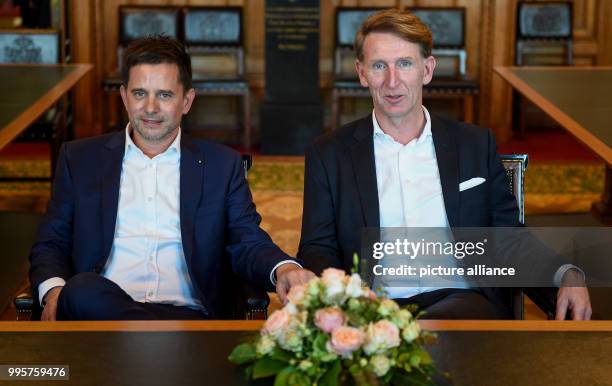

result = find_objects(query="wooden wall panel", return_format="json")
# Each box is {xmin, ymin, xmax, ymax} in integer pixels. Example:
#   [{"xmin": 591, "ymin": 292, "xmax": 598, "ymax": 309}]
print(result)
[{"xmin": 70, "ymin": 0, "xmax": 612, "ymax": 140}]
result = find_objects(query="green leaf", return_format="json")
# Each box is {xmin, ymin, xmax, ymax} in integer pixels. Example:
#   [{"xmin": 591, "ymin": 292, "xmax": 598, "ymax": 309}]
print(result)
[
  {"xmin": 288, "ymin": 370, "xmax": 311, "ymax": 386},
  {"xmin": 313, "ymin": 333, "xmax": 329, "ymax": 352},
  {"xmin": 270, "ymin": 347, "xmax": 293, "ymax": 363},
  {"xmin": 252, "ymin": 357, "xmax": 288, "ymax": 379},
  {"xmin": 274, "ymin": 366, "xmax": 295, "ymax": 386},
  {"xmin": 416, "ymin": 349, "xmax": 433, "ymax": 365},
  {"xmin": 319, "ymin": 360, "xmax": 341, "ymax": 386},
  {"xmin": 228, "ymin": 343, "xmax": 257, "ymax": 365}
]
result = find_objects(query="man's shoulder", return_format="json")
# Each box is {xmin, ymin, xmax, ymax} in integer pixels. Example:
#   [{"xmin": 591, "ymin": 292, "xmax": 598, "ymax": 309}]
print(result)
[
  {"xmin": 61, "ymin": 132, "xmax": 122, "ymax": 156},
  {"xmin": 310, "ymin": 115, "xmax": 371, "ymax": 152}
]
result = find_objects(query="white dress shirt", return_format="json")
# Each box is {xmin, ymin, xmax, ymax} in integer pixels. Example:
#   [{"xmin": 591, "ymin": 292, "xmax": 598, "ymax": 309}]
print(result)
[
  {"xmin": 373, "ymin": 107, "xmax": 469, "ymax": 299},
  {"xmin": 39, "ymin": 126, "xmax": 298, "ymax": 308}
]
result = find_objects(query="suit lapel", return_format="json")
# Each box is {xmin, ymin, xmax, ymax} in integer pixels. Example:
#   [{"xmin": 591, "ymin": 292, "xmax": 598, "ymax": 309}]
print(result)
[
  {"xmin": 179, "ymin": 133, "xmax": 204, "ymax": 266},
  {"xmin": 431, "ymin": 115, "xmax": 460, "ymax": 227},
  {"xmin": 101, "ymin": 132, "xmax": 126, "ymax": 261},
  {"xmin": 349, "ymin": 117, "xmax": 380, "ymax": 227}
]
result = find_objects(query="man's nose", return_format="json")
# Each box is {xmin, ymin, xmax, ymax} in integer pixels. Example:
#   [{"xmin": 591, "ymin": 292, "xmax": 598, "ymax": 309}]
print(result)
[
  {"xmin": 144, "ymin": 95, "xmax": 159, "ymax": 114},
  {"xmin": 385, "ymin": 67, "xmax": 398, "ymax": 88}
]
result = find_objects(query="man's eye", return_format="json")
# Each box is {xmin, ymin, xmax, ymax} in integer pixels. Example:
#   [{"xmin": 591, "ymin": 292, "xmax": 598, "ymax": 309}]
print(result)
[
  {"xmin": 159, "ymin": 93, "xmax": 172, "ymax": 100},
  {"xmin": 372, "ymin": 62, "xmax": 386, "ymax": 70},
  {"xmin": 397, "ymin": 60, "xmax": 412, "ymax": 68},
  {"xmin": 133, "ymin": 91, "xmax": 145, "ymax": 98}
]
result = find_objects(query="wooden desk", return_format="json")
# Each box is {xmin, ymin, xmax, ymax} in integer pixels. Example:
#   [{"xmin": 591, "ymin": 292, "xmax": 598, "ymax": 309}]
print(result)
[
  {"xmin": 495, "ymin": 66, "xmax": 612, "ymax": 219},
  {"xmin": 0, "ymin": 320, "xmax": 611, "ymax": 385},
  {"xmin": 0, "ymin": 64, "xmax": 93, "ymax": 178}
]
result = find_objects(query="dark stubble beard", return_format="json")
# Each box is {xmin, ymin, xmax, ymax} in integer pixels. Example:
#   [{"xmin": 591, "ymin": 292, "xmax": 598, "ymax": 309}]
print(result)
[{"xmin": 131, "ymin": 118, "xmax": 176, "ymax": 142}]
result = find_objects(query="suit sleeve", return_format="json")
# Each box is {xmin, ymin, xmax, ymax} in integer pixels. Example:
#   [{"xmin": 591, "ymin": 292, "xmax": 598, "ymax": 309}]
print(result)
[
  {"xmin": 224, "ymin": 152, "xmax": 295, "ymax": 291},
  {"xmin": 297, "ymin": 143, "xmax": 343, "ymax": 275},
  {"xmin": 486, "ymin": 129, "xmax": 521, "ymax": 227},
  {"xmin": 29, "ymin": 143, "xmax": 75, "ymax": 295}
]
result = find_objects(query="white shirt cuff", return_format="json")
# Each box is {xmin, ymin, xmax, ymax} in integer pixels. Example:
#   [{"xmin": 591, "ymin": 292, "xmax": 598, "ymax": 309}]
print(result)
[
  {"xmin": 38, "ymin": 277, "xmax": 66, "ymax": 306},
  {"xmin": 270, "ymin": 260, "xmax": 302, "ymax": 286},
  {"xmin": 553, "ymin": 264, "xmax": 585, "ymax": 287}
]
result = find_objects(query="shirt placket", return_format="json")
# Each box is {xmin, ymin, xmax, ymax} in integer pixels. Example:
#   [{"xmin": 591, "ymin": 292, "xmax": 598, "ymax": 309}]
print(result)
[{"xmin": 144, "ymin": 159, "xmax": 160, "ymax": 301}]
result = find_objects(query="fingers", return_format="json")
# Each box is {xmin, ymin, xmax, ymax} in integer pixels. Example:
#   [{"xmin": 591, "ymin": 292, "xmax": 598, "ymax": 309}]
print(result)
[
  {"xmin": 276, "ymin": 269, "xmax": 316, "ymax": 304},
  {"xmin": 555, "ymin": 294, "xmax": 569, "ymax": 320},
  {"xmin": 557, "ymin": 287, "xmax": 592, "ymax": 320},
  {"xmin": 276, "ymin": 279, "xmax": 289, "ymax": 304},
  {"xmin": 41, "ymin": 305, "xmax": 57, "ymax": 321}
]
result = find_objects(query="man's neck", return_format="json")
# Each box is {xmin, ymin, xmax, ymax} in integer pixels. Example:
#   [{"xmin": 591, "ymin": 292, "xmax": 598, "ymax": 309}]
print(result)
[{"xmin": 375, "ymin": 106, "xmax": 426, "ymax": 145}]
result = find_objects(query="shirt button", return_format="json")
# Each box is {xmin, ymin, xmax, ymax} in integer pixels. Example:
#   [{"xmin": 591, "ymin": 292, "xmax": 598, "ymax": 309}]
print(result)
[
  {"xmin": 148, "ymin": 291, "xmax": 153, "ymax": 297},
  {"xmin": 147, "ymin": 197, "xmax": 152, "ymax": 202},
  {"xmin": 149, "ymin": 255, "xmax": 154, "ymax": 261}
]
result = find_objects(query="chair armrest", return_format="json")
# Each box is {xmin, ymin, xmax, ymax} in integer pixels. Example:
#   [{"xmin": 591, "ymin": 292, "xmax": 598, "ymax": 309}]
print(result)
[
  {"xmin": 14, "ymin": 288, "xmax": 34, "ymax": 321},
  {"xmin": 238, "ymin": 281, "xmax": 269, "ymax": 320}
]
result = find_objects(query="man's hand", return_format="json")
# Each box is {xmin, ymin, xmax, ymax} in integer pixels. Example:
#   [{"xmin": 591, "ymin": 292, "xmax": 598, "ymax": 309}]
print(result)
[
  {"xmin": 275, "ymin": 264, "xmax": 316, "ymax": 304},
  {"xmin": 555, "ymin": 269, "xmax": 592, "ymax": 320},
  {"xmin": 41, "ymin": 286, "xmax": 63, "ymax": 321}
]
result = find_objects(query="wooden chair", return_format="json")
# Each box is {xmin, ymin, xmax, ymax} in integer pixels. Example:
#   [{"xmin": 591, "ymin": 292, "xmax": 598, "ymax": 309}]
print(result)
[
  {"xmin": 500, "ymin": 153, "xmax": 556, "ymax": 319},
  {"xmin": 410, "ymin": 7, "xmax": 478, "ymax": 124},
  {"xmin": 182, "ymin": 6, "xmax": 251, "ymax": 149},
  {"xmin": 514, "ymin": 2, "xmax": 573, "ymax": 137}
]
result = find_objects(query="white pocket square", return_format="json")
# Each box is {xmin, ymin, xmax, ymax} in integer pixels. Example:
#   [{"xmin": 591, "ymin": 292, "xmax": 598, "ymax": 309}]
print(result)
[{"xmin": 459, "ymin": 177, "xmax": 486, "ymax": 192}]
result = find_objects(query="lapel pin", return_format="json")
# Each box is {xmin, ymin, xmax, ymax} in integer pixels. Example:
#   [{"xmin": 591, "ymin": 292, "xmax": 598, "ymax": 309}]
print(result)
[{"xmin": 198, "ymin": 160, "xmax": 203, "ymax": 165}]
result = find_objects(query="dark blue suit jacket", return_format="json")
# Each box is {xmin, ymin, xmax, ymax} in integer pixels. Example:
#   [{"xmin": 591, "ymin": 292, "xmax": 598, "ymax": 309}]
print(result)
[{"xmin": 29, "ymin": 131, "xmax": 292, "ymax": 318}]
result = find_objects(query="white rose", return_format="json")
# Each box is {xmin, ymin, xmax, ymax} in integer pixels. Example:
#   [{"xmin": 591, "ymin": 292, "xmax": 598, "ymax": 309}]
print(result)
[
  {"xmin": 377, "ymin": 299, "xmax": 400, "ymax": 317},
  {"xmin": 402, "ymin": 321, "xmax": 421, "ymax": 343},
  {"xmin": 278, "ymin": 329, "xmax": 303, "ymax": 352},
  {"xmin": 370, "ymin": 354, "xmax": 391, "ymax": 377},
  {"xmin": 256, "ymin": 334, "xmax": 275, "ymax": 356},
  {"xmin": 345, "ymin": 273, "xmax": 364, "ymax": 298},
  {"xmin": 390, "ymin": 309, "xmax": 413, "ymax": 329}
]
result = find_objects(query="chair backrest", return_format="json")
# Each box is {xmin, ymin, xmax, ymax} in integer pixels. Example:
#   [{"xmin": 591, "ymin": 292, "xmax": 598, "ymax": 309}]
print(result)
[
  {"xmin": 334, "ymin": 7, "xmax": 382, "ymax": 79},
  {"xmin": 515, "ymin": 2, "xmax": 573, "ymax": 66},
  {"xmin": 0, "ymin": 29, "xmax": 59, "ymax": 64},
  {"xmin": 500, "ymin": 154, "xmax": 528, "ymax": 224},
  {"xmin": 118, "ymin": 6, "xmax": 180, "ymax": 70},
  {"xmin": 183, "ymin": 7, "xmax": 244, "ymax": 78},
  {"xmin": 411, "ymin": 7, "xmax": 467, "ymax": 78},
  {"xmin": 241, "ymin": 154, "xmax": 252, "ymax": 179}
]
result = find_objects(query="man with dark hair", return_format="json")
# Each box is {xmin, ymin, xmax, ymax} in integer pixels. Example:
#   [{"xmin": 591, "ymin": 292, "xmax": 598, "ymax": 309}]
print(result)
[
  {"xmin": 30, "ymin": 36, "xmax": 314, "ymax": 320},
  {"xmin": 298, "ymin": 10, "xmax": 591, "ymax": 320}
]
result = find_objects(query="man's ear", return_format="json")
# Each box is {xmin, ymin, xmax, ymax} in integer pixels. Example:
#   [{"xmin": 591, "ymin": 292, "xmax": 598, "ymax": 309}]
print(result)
[
  {"xmin": 355, "ymin": 59, "xmax": 369, "ymax": 88},
  {"xmin": 182, "ymin": 88, "xmax": 196, "ymax": 115},
  {"xmin": 422, "ymin": 55, "xmax": 436, "ymax": 86},
  {"xmin": 119, "ymin": 85, "xmax": 128, "ymax": 110}
]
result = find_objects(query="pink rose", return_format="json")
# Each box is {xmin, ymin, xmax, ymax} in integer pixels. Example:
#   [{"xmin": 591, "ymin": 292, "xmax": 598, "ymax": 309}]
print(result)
[
  {"xmin": 287, "ymin": 284, "xmax": 306, "ymax": 305},
  {"xmin": 314, "ymin": 307, "xmax": 346, "ymax": 333},
  {"xmin": 262, "ymin": 309, "xmax": 290, "ymax": 338},
  {"xmin": 363, "ymin": 320, "xmax": 401, "ymax": 355},
  {"xmin": 327, "ymin": 326, "xmax": 365, "ymax": 358}
]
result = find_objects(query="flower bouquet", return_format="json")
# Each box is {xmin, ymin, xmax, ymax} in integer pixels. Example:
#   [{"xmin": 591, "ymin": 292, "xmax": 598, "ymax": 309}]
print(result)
[{"xmin": 229, "ymin": 267, "xmax": 437, "ymax": 386}]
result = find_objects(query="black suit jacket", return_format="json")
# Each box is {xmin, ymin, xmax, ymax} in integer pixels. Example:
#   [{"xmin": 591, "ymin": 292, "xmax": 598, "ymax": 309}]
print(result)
[
  {"xmin": 298, "ymin": 114, "xmax": 520, "ymax": 317},
  {"xmin": 30, "ymin": 132, "xmax": 293, "ymax": 318}
]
